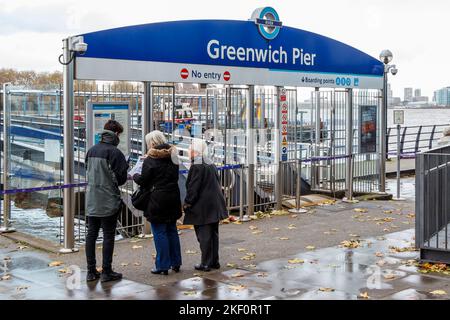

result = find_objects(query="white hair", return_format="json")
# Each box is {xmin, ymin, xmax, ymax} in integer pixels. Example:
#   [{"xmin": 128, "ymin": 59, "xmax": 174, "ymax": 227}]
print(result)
[
  {"xmin": 145, "ymin": 130, "xmax": 167, "ymax": 148},
  {"xmin": 190, "ymin": 138, "xmax": 208, "ymax": 156}
]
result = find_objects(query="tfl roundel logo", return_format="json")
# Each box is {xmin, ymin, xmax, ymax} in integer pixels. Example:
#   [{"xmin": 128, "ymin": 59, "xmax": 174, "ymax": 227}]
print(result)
[{"xmin": 251, "ymin": 7, "xmax": 282, "ymax": 41}]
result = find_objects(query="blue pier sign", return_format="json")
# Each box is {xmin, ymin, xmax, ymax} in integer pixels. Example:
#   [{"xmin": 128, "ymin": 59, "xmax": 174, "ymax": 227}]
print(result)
[{"xmin": 74, "ymin": 7, "xmax": 383, "ymax": 89}]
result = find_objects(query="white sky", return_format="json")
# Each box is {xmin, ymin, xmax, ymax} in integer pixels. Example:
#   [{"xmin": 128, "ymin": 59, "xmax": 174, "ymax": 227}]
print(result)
[{"xmin": 0, "ymin": 0, "xmax": 449, "ymax": 98}]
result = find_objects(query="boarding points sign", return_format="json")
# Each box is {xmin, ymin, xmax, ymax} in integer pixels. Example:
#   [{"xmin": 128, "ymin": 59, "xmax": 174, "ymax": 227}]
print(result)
[
  {"xmin": 74, "ymin": 7, "xmax": 384, "ymax": 89},
  {"xmin": 280, "ymin": 88, "xmax": 289, "ymax": 161},
  {"xmin": 86, "ymin": 102, "xmax": 131, "ymax": 156}
]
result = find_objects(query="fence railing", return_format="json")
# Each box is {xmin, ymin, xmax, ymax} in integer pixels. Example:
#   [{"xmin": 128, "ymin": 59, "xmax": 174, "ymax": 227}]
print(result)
[{"xmin": 416, "ymin": 144, "xmax": 450, "ymax": 263}]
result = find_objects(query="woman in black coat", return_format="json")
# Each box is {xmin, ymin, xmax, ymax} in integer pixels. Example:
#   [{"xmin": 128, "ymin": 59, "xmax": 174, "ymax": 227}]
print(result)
[
  {"xmin": 133, "ymin": 130, "xmax": 182, "ymax": 275},
  {"xmin": 183, "ymin": 140, "xmax": 228, "ymax": 272}
]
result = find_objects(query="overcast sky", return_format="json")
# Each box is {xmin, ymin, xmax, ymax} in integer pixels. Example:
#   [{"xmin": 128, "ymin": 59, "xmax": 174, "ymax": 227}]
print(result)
[{"xmin": 0, "ymin": 0, "xmax": 448, "ymax": 98}]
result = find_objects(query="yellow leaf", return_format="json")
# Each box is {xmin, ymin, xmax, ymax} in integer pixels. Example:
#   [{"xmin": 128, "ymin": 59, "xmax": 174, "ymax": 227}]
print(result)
[
  {"xmin": 226, "ymin": 263, "xmax": 237, "ymax": 268},
  {"xmin": 17, "ymin": 245, "xmax": 28, "ymax": 250},
  {"xmin": 120, "ymin": 263, "xmax": 129, "ymax": 267},
  {"xmin": 383, "ymin": 210, "xmax": 393, "ymax": 214},
  {"xmin": 132, "ymin": 245, "xmax": 143, "ymax": 250},
  {"xmin": 383, "ymin": 273, "xmax": 396, "ymax": 280},
  {"xmin": 133, "ymin": 262, "xmax": 141, "ymax": 266},
  {"xmin": 245, "ymin": 264, "xmax": 257, "ymax": 268},
  {"xmin": 237, "ymin": 248, "xmax": 247, "ymax": 252},
  {"xmin": 375, "ymin": 252, "xmax": 384, "ymax": 257},
  {"xmin": 185, "ymin": 250, "xmax": 198, "ymax": 254},
  {"xmin": 291, "ymin": 214, "xmax": 298, "ymax": 218},
  {"xmin": 249, "ymin": 225, "xmax": 258, "ymax": 230},
  {"xmin": 306, "ymin": 245, "xmax": 316, "ymax": 250},
  {"xmin": 319, "ymin": 287, "xmax": 335, "ymax": 292},
  {"xmin": 57, "ymin": 268, "xmax": 72, "ymax": 274},
  {"xmin": 359, "ymin": 292, "xmax": 370, "ymax": 299},
  {"xmin": 279, "ymin": 237, "xmax": 290, "ymax": 240},
  {"xmin": 228, "ymin": 284, "xmax": 246, "ymax": 291},
  {"xmin": 430, "ymin": 290, "xmax": 447, "ymax": 295},
  {"xmin": 48, "ymin": 261, "xmax": 64, "ymax": 267},
  {"xmin": 272, "ymin": 228, "xmax": 281, "ymax": 231},
  {"xmin": 183, "ymin": 290, "xmax": 197, "ymax": 296},
  {"xmin": 252, "ymin": 230, "xmax": 263, "ymax": 235},
  {"xmin": 231, "ymin": 272, "xmax": 244, "ymax": 278},
  {"xmin": 354, "ymin": 208, "xmax": 368, "ymax": 213},
  {"xmin": 232, "ymin": 221, "xmax": 242, "ymax": 225},
  {"xmin": 288, "ymin": 258, "xmax": 305, "ymax": 264}
]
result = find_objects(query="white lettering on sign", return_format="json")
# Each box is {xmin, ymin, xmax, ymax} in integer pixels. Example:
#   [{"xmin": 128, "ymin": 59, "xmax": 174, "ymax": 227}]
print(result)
[{"xmin": 207, "ymin": 39, "xmax": 316, "ymax": 66}]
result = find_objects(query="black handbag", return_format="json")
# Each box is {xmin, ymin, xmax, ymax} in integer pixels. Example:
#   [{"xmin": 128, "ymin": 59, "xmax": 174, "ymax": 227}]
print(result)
[{"xmin": 131, "ymin": 186, "xmax": 154, "ymax": 211}]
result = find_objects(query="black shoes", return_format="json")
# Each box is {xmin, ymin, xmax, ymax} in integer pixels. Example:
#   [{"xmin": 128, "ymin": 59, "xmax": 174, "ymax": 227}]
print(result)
[
  {"xmin": 101, "ymin": 270, "xmax": 123, "ymax": 283},
  {"xmin": 194, "ymin": 264, "xmax": 211, "ymax": 272},
  {"xmin": 151, "ymin": 268, "xmax": 169, "ymax": 275},
  {"xmin": 86, "ymin": 269, "xmax": 101, "ymax": 282},
  {"xmin": 210, "ymin": 263, "xmax": 221, "ymax": 270},
  {"xmin": 171, "ymin": 266, "xmax": 181, "ymax": 273}
]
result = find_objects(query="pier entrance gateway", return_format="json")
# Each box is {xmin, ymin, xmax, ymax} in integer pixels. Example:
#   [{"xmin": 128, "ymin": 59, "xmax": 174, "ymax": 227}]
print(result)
[{"xmin": 1, "ymin": 7, "xmax": 385, "ymax": 251}]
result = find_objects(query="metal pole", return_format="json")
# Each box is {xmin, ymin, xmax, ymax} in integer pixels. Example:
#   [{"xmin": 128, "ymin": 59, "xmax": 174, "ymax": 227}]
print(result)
[
  {"xmin": 274, "ymin": 86, "xmax": 282, "ymax": 210},
  {"xmin": 289, "ymin": 158, "xmax": 307, "ymax": 213},
  {"xmin": 314, "ymin": 87, "xmax": 320, "ymax": 189},
  {"xmin": 239, "ymin": 166, "xmax": 245, "ymax": 220},
  {"xmin": 379, "ymin": 69, "xmax": 387, "ymax": 193},
  {"xmin": 0, "ymin": 83, "xmax": 15, "ymax": 233},
  {"xmin": 141, "ymin": 82, "xmax": 152, "ymax": 234},
  {"xmin": 246, "ymin": 85, "xmax": 255, "ymax": 216},
  {"xmin": 60, "ymin": 38, "xmax": 77, "ymax": 252},
  {"xmin": 393, "ymin": 124, "xmax": 404, "ymax": 200},
  {"xmin": 344, "ymin": 88, "xmax": 356, "ymax": 202}
]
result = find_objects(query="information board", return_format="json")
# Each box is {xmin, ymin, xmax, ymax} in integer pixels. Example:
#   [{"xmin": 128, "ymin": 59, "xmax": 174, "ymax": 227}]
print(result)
[
  {"xmin": 393, "ymin": 110, "xmax": 404, "ymax": 125},
  {"xmin": 86, "ymin": 101, "xmax": 131, "ymax": 156},
  {"xmin": 359, "ymin": 105, "xmax": 377, "ymax": 153}
]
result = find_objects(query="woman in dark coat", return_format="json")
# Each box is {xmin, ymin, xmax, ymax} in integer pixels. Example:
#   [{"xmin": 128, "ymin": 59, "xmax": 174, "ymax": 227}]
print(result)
[
  {"xmin": 183, "ymin": 139, "xmax": 228, "ymax": 272},
  {"xmin": 133, "ymin": 130, "xmax": 182, "ymax": 275}
]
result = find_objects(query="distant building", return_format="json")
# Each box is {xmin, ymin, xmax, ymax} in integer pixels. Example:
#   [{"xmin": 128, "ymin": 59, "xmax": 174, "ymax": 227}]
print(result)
[
  {"xmin": 413, "ymin": 96, "xmax": 429, "ymax": 103},
  {"xmin": 414, "ymin": 88, "xmax": 421, "ymax": 97},
  {"xmin": 435, "ymin": 87, "xmax": 450, "ymax": 106},
  {"xmin": 404, "ymin": 87, "xmax": 413, "ymax": 102}
]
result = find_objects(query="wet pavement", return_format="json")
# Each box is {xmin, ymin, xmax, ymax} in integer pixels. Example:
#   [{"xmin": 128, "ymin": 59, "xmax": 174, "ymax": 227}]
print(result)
[{"xmin": 1, "ymin": 228, "xmax": 450, "ymax": 300}]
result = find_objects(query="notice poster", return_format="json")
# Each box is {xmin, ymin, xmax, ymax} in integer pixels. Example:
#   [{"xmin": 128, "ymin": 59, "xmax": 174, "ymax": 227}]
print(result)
[
  {"xmin": 359, "ymin": 105, "xmax": 377, "ymax": 153},
  {"xmin": 87, "ymin": 102, "xmax": 130, "ymax": 156}
]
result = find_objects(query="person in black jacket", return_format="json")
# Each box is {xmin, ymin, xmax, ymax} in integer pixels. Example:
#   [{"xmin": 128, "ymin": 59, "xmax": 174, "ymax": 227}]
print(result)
[
  {"xmin": 85, "ymin": 120, "xmax": 129, "ymax": 283},
  {"xmin": 183, "ymin": 139, "xmax": 228, "ymax": 272},
  {"xmin": 133, "ymin": 130, "xmax": 182, "ymax": 275}
]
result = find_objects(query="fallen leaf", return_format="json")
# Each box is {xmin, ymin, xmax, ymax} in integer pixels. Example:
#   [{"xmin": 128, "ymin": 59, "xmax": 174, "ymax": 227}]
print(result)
[
  {"xmin": 290, "ymin": 214, "xmax": 298, "ymax": 218},
  {"xmin": 245, "ymin": 264, "xmax": 257, "ymax": 268},
  {"xmin": 133, "ymin": 262, "xmax": 141, "ymax": 266},
  {"xmin": 272, "ymin": 227, "xmax": 281, "ymax": 231},
  {"xmin": 232, "ymin": 221, "xmax": 242, "ymax": 225},
  {"xmin": 252, "ymin": 230, "xmax": 263, "ymax": 235},
  {"xmin": 375, "ymin": 252, "xmax": 384, "ymax": 257},
  {"xmin": 349, "ymin": 234, "xmax": 360, "ymax": 238},
  {"xmin": 306, "ymin": 245, "xmax": 315, "ymax": 250},
  {"xmin": 237, "ymin": 248, "xmax": 247, "ymax": 252},
  {"xmin": 288, "ymin": 258, "xmax": 305, "ymax": 264},
  {"xmin": 132, "ymin": 245, "xmax": 143, "ymax": 250},
  {"xmin": 249, "ymin": 225, "xmax": 258, "ymax": 230},
  {"xmin": 359, "ymin": 292, "xmax": 370, "ymax": 299},
  {"xmin": 58, "ymin": 268, "xmax": 72, "ymax": 274},
  {"xmin": 193, "ymin": 273, "xmax": 202, "ymax": 277},
  {"xmin": 16, "ymin": 286, "xmax": 29, "ymax": 291},
  {"xmin": 120, "ymin": 263, "xmax": 129, "ymax": 267},
  {"xmin": 430, "ymin": 290, "xmax": 447, "ymax": 295},
  {"xmin": 383, "ymin": 210, "xmax": 393, "ymax": 214},
  {"xmin": 17, "ymin": 245, "xmax": 28, "ymax": 250},
  {"xmin": 228, "ymin": 284, "xmax": 246, "ymax": 291},
  {"xmin": 231, "ymin": 272, "xmax": 244, "ymax": 278},
  {"xmin": 354, "ymin": 208, "xmax": 368, "ymax": 213},
  {"xmin": 340, "ymin": 240, "xmax": 361, "ymax": 248},
  {"xmin": 319, "ymin": 287, "xmax": 335, "ymax": 292},
  {"xmin": 1, "ymin": 274, "xmax": 11, "ymax": 281},
  {"xmin": 185, "ymin": 250, "xmax": 198, "ymax": 254},
  {"xmin": 257, "ymin": 272, "xmax": 268, "ymax": 277},
  {"xmin": 383, "ymin": 273, "xmax": 396, "ymax": 280},
  {"xmin": 240, "ymin": 253, "xmax": 256, "ymax": 261},
  {"xmin": 183, "ymin": 290, "xmax": 197, "ymax": 296},
  {"xmin": 226, "ymin": 263, "xmax": 237, "ymax": 268},
  {"xmin": 279, "ymin": 237, "xmax": 290, "ymax": 240},
  {"xmin": 376, "ymin": 260, "xmax": 387, "ymax": 267},
  {"xmin": 48, "ymin": 261, "xmax": 64, "ymax": 267}
]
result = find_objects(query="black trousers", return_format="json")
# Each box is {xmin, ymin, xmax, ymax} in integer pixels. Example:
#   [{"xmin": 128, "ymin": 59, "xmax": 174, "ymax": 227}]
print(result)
[
  {"xmin": 194, "ymin": 222, "xmax": 219, "ymax": 267},
  {"xmin": 85, "ymin": 212, "xmax": 119, "ymax": 273}
]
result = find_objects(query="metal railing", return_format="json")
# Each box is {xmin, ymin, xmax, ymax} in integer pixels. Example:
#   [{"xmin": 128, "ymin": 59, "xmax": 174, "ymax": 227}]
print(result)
[{"xmin": 416, "ymin": 144, "xmax": 450, "ymax": 263}]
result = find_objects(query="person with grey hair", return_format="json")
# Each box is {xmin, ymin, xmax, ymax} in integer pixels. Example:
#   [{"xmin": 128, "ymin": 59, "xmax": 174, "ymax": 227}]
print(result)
[
  {"xmin": 438, "ymin": 126, "xmax": 450, "ymax": 146},
  {"xmin": 133, "ymin": 130, "xmax": 182, "ymax": 275},
  {"xmin": 183, "ymin": 139, "xmax": 228, "ymax": 272}
]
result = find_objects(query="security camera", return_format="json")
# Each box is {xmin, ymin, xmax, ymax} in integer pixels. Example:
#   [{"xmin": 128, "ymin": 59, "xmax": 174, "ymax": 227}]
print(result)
[
  {"xmin": 390, "ymin": 67, "xmax": 398, "ymax": 75},
  {"xmin": 69, "ymin": 36, "xmax": 88, "ymax": 54},
  {"xmin": 73, "ymin": 42, "xmax": 88, "ymax": 54}
]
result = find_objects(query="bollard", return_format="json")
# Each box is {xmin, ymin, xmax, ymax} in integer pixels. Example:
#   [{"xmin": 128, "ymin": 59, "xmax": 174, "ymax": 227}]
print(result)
[
  {"xmin": 289, "ymin": 159, "xmax": 307, "ymax": 214},
  {"xmin": 393, "ymin": 124, "xmax": 405, "ymax": 201}
]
